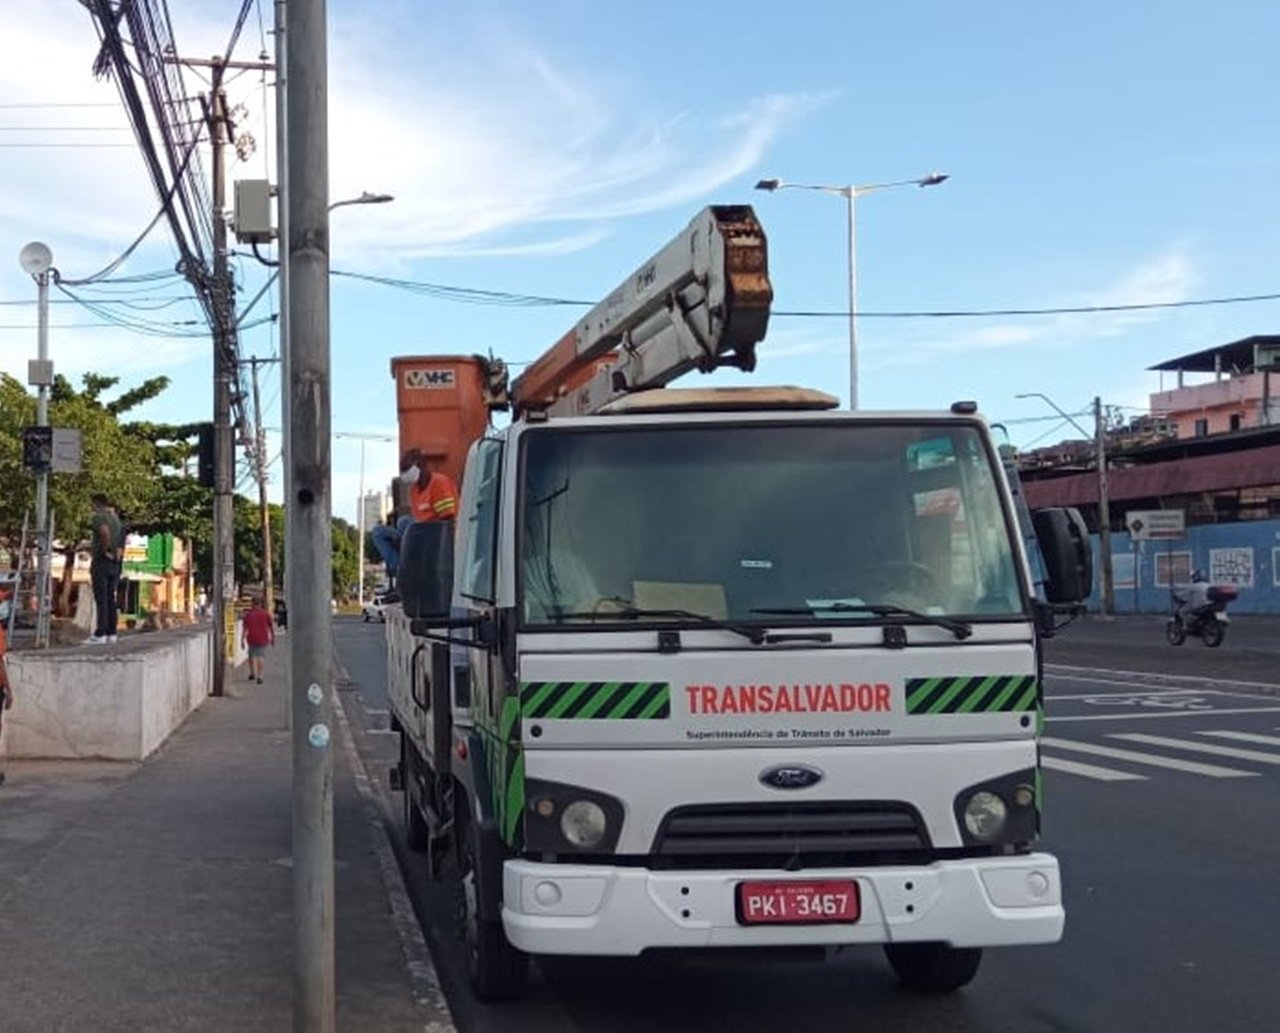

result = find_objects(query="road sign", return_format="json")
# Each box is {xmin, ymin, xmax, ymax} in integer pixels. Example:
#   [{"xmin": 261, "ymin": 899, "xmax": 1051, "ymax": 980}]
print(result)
[
  {"xmin": 1126, "ymin": 509, "xmax": 1185, "ymax": 540},
  {"xmin": 51, "ymin": 428, "xmax": 82, "ymax": 473}
]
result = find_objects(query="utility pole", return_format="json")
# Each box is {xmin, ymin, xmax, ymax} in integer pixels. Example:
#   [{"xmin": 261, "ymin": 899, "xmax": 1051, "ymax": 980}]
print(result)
[
  {"xmin": 165, "ymin": 49, "xmax": 275, "ymax": 691},
  {"xmin": 1094, "ymin": 396, "xmax": 1116, "ymax": 617},
  {"xmin": 209, "ymin": 65, "xmax": 236, "ymax": 697},
  {"xmin": 246, "ymin": 356, "xmax": 280, "ymax": 614},
  {"xmin": 288, "ymin": 0, "xmax": 335, "ymax": 1026}
]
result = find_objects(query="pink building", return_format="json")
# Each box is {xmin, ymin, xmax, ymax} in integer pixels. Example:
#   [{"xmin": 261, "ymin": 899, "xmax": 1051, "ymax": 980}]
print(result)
[{"xmin": 1149, "ymin": 334, "xmax": 1280, "ymax": 439}]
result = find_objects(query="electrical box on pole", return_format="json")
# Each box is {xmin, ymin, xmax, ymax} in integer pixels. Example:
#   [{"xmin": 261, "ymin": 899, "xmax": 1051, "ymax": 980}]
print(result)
[{"xmin": 233, "ymin": 178, "xmax": 275, "ymax": 244}]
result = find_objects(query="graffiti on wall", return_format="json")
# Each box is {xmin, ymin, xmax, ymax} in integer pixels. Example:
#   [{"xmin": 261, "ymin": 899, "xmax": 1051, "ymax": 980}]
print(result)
[{"xmin": 1209, "ymin": 547, "xmax": 1254, "ymax": 587}]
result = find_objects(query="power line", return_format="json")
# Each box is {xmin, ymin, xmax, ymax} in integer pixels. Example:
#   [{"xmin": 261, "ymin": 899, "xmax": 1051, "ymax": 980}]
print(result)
[{"xmin": 326, "ymin": 266, "xmax": 1280, "ymax": 319}]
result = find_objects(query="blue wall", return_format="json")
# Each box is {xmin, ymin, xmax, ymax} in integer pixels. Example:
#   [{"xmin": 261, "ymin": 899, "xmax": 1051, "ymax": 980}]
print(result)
[{"xmin": 1089, "ymin": 519, "xmax": 1280, "ymax": 614}]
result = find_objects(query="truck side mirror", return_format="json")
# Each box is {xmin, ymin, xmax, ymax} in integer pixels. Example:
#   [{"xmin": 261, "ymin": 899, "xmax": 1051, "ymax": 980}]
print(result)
[
  {"xmin": 1031, "ymin": 507, "xmax": 1093, "ymax": 605},
  {"xmin": 399, "ymin": 521, "xmax": 455, "ymax": 619}
]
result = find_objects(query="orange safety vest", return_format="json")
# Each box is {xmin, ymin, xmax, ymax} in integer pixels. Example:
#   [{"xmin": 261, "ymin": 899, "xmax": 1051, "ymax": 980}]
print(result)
[{"xmin": 409, "ymin": 471, "xmax": 459, "ymax": 522}]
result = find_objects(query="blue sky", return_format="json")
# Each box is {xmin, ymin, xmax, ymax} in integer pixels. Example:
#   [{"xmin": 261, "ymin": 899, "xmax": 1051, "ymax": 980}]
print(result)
[{"xmin": 2, "ymin": 0, "xmax": 1278, "ymax": 522}]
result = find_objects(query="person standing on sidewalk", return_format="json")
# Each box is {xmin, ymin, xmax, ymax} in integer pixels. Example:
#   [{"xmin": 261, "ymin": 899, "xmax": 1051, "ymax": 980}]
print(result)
[
  {"xmin": 240, "ymin": 595, "xmax": 275, "ymax": 684},
  {"xmin": 87, "ymin": 493, "xmax": 124, "ymax": 645}
]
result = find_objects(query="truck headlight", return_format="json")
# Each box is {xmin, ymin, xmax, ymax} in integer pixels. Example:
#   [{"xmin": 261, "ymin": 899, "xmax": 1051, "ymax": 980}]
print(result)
[
  {"xmin": 963, "ymin": 791, "xmax": 1008, "ymax": 840},
  {"xmin": 561, "ymin": 800, "xmax": 608, "ymax": 848}
]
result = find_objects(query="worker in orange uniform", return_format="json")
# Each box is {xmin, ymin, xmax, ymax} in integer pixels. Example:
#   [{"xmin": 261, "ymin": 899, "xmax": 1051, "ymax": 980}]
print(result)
[{"xmin": 370, "ymin": 449, "xmax": 459, "ymax": 590}]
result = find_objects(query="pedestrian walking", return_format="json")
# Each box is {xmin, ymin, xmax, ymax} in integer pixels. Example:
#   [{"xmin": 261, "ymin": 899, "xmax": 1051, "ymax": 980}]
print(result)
[
  {"xmin": 240, "ymin": 595, "xmax": 275, "ymax": 684},
  {"xmin": 86, "ymin": 493, "xmax": 124, "ymax": 645}
]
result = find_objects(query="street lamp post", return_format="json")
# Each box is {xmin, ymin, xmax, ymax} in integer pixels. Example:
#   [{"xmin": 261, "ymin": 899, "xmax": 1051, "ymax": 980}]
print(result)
[
  {"xmin": 335, "ymin": 431, "xmax": 394, "ymax": 605},
  {"xmin": 755, "ymin": 173, "xmax": 948, "ymax": 409},
  {"xmin": 1016, "ymin": 392, "xmax": 1115, "ymax": 617},
  {"xmin": 18, "ymin": 241, "xmax": 54, "ymax": 647}
]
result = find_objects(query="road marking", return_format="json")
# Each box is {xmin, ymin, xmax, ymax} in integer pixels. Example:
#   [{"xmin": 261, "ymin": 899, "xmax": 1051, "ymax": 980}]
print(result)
[
  {"xmin": 1041, "ymin": 737, "xmax": 1259, "ymax": 777},
  {"xmin": 1199, "ymin": 731, "xmax": 1280, "ymax": 747},
  {"xmin": 1047, "ymin": 688, "xmax": 1230, "ymax": 701},
  {"xmin": 1052, "ymin": 707, "xmax": 1280, "ymax": 723},
  {"xmin": 1045, "ymin": 664, "xmax": 1280, "ymax": 693},
  {"xmin": 363, "ymin": 707, "xmax": 390, "ymax": 716},
  {"xmin": 1041, "ymin": 755, "xmax": 1147, "ymax": 781},
  {"xmin": 1111, "ymin": 733, "xmax": 1280, "ymax": 765}
]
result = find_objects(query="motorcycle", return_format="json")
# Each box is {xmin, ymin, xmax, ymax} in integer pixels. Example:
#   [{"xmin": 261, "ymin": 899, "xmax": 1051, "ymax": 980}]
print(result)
[{"xmin": 1166, "ymin": 584, "xmax": 1237, "ymax": 647}]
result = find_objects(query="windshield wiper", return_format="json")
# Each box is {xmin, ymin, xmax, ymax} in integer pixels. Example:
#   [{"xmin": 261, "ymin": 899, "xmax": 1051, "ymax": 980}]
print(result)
[
  {"xmin": 751, "ymin": 601, "xmax": 973, "ymax": 640},
  {"xmin": 556, "ymin": 605, "xmax": 766, "ymax": 645}
]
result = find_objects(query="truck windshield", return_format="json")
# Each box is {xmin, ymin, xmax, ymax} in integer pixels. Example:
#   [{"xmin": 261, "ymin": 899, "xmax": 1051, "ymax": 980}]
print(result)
[{"xmin": 519, "ymin": 421, "xmax": 1027, "ymax": 627}]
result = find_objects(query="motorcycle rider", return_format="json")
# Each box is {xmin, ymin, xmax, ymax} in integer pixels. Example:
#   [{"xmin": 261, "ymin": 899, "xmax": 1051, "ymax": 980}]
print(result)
[{"xmin": 1175, "ymin": 570, "xmax": 1213, "ymax": 623}]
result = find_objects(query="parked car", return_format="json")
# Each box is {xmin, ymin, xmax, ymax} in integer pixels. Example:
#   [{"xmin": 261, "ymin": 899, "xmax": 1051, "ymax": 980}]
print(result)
[{"xmin": 362, "ymin": 595, "xmax": 387, "ymax": 623}]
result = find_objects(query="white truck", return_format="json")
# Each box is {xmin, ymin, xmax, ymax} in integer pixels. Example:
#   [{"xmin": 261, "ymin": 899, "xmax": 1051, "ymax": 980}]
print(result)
[{"xmin": 384, "ymin": 205, "xmax": 1091, "ymax": 1000}]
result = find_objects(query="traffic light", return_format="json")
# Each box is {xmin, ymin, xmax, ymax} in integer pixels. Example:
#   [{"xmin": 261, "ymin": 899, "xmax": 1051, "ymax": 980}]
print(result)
[
  {"xmin": 22, "ymin": 426, "xmax": 52, "ymax": 473},
  {"xmin": 197, "ymin": 423, "xmax": 215, "ymax": 488}
]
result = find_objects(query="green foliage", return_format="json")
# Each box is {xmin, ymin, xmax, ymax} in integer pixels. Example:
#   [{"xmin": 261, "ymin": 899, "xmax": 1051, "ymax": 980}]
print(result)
[
  {"xmin": 0, "ymin": 372, "xmax": 158, "ymax": 545},
  {"xmin": 332, "ymin": 516, "xmax": 360, "ymax": 601}
]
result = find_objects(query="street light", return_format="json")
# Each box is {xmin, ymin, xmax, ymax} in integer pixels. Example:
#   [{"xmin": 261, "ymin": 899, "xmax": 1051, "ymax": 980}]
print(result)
[
  {"xmin": 1016, "ymin": 391, "xmax": 1115, "ymax": 617},
  {"xmin": 335, "ymin": 431, "xmax": 395, "ymax": 605},
  {"xmin": 755, "ymin": 172, "xmax": 948, "ymax": 409}
]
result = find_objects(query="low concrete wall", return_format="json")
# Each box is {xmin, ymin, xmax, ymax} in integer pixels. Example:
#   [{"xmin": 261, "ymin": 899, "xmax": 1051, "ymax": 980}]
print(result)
[{"xmin": 1, "ymin": 626, "xmax": 217, "ymax": 761}]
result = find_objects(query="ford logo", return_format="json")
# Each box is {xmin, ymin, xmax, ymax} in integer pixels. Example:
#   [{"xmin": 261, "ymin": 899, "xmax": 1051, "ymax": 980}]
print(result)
[{"xmin": 759, "ymin": 764, "xmax": 824, "ymax": 790}]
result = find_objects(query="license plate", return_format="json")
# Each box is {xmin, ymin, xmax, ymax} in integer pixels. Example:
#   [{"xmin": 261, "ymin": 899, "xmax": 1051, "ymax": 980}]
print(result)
[{"xmin": 736, "ymin": 879, "xmax": 860, "ymax": 925}]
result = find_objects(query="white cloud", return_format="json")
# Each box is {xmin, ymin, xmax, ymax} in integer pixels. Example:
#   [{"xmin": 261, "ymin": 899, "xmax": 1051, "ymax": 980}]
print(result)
[{"xmin": 867, "ymin": 244, "xmax": 1200, "ymax": 370}]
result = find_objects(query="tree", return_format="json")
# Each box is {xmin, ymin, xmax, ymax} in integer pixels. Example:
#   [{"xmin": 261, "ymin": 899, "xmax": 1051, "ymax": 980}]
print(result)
[
  {"xmin": 332, "ymin": 517, "xmax": 360, "ymax": 602},
  {"xmin": 0, "ymin": 372, "xmax": 169, "ymax": 614}
]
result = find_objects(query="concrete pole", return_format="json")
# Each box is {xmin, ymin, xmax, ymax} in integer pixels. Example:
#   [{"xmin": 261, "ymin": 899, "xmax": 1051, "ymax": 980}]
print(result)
[
  {"xmin": 286, "ymin": 0, "xmax": 335, "ymax": 1027},
  {"xmin": 249, "ymin": 358, "xmax": 277, "ymax": 613},
  {"xmin": 845, "ymin": 187, "xmax": 858, "ymax": 410},
  {"xmin": 356, "ymin": 439, "xmax": 365, "ymax": 605},
  {"xmin": 211, "ymin": 73, "xmax": 235, "ymax": 696},
  {"xmin": 275, "ymin": 0, "xmax": 291, "ymax": 619},
  {"xmin": 1094, "ymin": 396, "xmax": 1116, "ymax": 616}
]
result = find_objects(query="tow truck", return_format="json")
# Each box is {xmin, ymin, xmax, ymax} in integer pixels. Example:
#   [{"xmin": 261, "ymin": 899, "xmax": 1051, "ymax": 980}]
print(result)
[{"xmin": 384, "ymin": 205, "xmax": 1091, "ymax": 999}]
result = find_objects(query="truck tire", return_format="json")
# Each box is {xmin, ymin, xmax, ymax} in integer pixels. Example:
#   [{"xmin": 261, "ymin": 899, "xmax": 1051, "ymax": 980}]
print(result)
[
  {"xmin": 401, "ymin": 741, "xmax": 428, "ymax": 852},
  {"xmin": 883, "ymin": 943, "xmax": 982, "ymax": 993},
  {"xmin": 457, "ymin": 820, "xmax": 528, "ymax": 1001}
]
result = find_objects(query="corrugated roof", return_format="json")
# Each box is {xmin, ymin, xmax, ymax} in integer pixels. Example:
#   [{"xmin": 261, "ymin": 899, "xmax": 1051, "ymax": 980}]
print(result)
[
  {"xmin": 1147, "ymin": 334, "xmax": 1280, "ymax": 373},
  {"xmin": 1022, "ymin": 444, "xmax": 1280, "ymax": 508}
]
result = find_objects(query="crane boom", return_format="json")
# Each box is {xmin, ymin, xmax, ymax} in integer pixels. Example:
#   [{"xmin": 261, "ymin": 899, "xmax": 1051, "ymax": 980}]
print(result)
[{"xmin": 511, "ymin": 205, "xmax": 772, "ymax": 417}]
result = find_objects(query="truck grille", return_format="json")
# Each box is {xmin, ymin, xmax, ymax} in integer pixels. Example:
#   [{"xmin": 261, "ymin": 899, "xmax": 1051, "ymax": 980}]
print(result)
[{"xmin": 651, "ymin": 801, "xmax": 930, "ymax": 869}]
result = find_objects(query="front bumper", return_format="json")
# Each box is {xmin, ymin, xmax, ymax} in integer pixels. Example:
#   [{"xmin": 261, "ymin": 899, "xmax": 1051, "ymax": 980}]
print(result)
[{"xmin": 503, "ymin": 853, "xmax": 1063, "ymax": 956}]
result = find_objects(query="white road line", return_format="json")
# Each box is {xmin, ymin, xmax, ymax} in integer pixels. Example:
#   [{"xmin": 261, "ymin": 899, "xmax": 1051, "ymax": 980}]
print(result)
[
  {"xmin": 1040, "ymin": 737, "xmax": 1259, "ymax": 778},
  {"xmin": 1041, "ymin": 755, "xmax": 1147, "ymax": 781},
  {"xmin": 1047, "ymin": 688, "xmax": 1228, "ymax": 701},
  {"xmin": 1111, "ymin": 733, "xmax": 1280, "ymax": 765},
  {"xmin": 1052, "ymin": 707, "xmax": 1280, "ymax": 723},
  {"xmin": 1045, "ymin": 664, "xmax": 1280, "ymax": 693},
  {"xmin": 1200, "ymin": 731, "xmax": 1280, "ymax": 747}
]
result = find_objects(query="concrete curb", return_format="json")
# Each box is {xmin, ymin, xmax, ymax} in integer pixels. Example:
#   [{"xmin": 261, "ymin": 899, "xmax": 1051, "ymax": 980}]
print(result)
[{"xmin": 332, "ymin": 660, "xmax": 456, "ymax": 1033}]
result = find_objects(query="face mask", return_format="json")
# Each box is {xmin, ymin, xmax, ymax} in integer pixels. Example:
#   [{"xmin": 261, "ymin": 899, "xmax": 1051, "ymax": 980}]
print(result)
[
  {"xmin": 402, "ymin": 464, "xmax": 421, "ymax": 485},
  {"xmin": 0, "ymin": 599, "xmax": 10, "ymax": 622}
]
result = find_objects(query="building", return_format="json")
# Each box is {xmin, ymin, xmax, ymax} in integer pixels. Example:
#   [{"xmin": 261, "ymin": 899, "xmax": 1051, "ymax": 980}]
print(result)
[
  {"xmin": 1149, "ymin": 334, "xmax": 1280, "ymax": 438},
  {"xmin": 360, "ymin": 489, "xmax": 390, "ymax": 534},
  {"xmin": 1018, "ymin": 334, "xmax": 1280, "ymax": 614}
]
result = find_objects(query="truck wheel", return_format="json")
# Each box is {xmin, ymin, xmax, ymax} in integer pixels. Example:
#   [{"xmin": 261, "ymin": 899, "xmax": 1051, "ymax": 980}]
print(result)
[
  {"xmin": 1202, "ymin": 622, "xmax": 1225, "ymax": 648},
  {"xmin": 884, "ymin": 943, "xmax": 982, "ymax": 993},
  {"xmin": 457, "ymin": 822, "xmax": 529, "ymax": 1001}
]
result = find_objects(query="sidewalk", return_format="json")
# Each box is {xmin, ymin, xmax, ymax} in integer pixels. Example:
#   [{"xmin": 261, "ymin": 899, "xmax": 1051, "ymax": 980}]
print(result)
[{"xmin": 0, "ymin": 647, "xmax": 453, "ymax": 1032}]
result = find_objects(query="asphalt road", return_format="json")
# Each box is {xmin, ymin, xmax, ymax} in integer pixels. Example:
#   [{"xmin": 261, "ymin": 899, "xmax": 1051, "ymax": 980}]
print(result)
[{"xmin": 333, "ymin": 616, "xmax": 1280, "ymax": 1033}]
